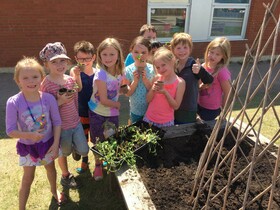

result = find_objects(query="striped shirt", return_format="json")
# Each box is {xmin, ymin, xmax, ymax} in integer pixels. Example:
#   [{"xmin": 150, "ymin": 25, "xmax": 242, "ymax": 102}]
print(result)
[{"xmin": 41, "ymin": 75, "xmax": 80, "ymax": 130}]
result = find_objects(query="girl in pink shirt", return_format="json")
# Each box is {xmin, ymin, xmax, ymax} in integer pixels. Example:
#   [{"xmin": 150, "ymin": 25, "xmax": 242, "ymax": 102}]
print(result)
[
  {"xmin": 144, "ymin": 47, "xmax": 185, "ymax": 128},
  {"xmin": 198, "ymin": 37, "xmax": 232, "ymax": 121}
]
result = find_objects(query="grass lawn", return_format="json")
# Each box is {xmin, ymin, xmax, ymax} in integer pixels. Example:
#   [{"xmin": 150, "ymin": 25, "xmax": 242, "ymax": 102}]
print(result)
[{"xmin": 0, "ymin": 139, "xmax": 127, "ymax": 210}]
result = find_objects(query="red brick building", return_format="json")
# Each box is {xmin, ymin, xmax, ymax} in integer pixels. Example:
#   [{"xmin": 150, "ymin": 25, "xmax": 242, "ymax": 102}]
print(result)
[{"xmin": 0, "ymin": 0, "xmax": 279, "ymax": 67}]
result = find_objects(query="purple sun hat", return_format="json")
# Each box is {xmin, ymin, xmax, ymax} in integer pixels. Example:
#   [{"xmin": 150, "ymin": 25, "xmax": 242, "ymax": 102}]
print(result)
[{"xmin": 39, "ymin": 42, "xmax": 70, "ymax": 62}]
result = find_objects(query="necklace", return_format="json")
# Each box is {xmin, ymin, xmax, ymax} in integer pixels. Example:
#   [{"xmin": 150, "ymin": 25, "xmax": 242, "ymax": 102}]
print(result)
[{"xmin": 22, "ymin": 92, "xmax": 45, "ymax": 131}]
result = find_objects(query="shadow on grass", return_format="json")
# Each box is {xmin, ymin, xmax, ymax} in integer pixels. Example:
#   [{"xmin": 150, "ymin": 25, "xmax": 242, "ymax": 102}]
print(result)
[
  {"xmin": 232, "ymin": 91, "xmax": 279, "ymax": 111},
  {"xmin": 48, "ymin": 169, "xmax": 126, "ymax": 210}
]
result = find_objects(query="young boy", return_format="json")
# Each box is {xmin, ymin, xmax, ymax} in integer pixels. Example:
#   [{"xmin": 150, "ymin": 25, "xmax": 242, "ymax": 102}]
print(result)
[
  {"xmin": 125, "ymin": 24, "xmax": 157, "ymax": 67},
  {"xmin": 69, "ymin": 40, "xmax": 96, "ymax": 173}
]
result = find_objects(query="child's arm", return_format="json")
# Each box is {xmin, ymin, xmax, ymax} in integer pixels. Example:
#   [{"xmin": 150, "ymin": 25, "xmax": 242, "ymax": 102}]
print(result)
[
  {"xmin": 161, "ymin": 78, "xmax": 185, "ymax": 110},
  {"xmin": 8, "ymin": 130, "xmax": 44, "ymax": 142},
  {"xmin": 141, "ymin": 70, "xmax": 153, "ymax": 90},
  {"xmin": 221, "ymin": 79, "xmax": 231, "ymax": 108},
  {"xmin": 96, "ymin": 80, "xmax": 121, "ymax": 110},
  {"xmin": 197, "ymin": 66, "xmax": 214, "ymax": 84},
  {"xmin": 126, "ymin": 71, "xmax": 140, "ymax": 96},
  {"xmin": 70, "ymin": 67, "xmax": 82, "ymax": 92},
  {"xmin": 193, "ymin": 59, "xmax": 213, "ymax": 84},
  {"xmin": 47, "ymin": 125, "xmax": 61, "ymax": 159},
  {"xmin": 146, "ymin": 77, "xmax": 159, "ymax": 103}
]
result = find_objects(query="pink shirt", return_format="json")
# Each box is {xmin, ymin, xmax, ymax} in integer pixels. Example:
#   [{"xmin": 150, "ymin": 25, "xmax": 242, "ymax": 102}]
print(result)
[
  {"xmin": 145, "ymin": 77, "xmax": 179, "ymax": 124},
  {"xmin": 198, "ymin": 66, "xmax": 231, "ymax": 110},
  {"xmin": 41, "ymin": 75, "xmax": 80, "ymax": 130}
]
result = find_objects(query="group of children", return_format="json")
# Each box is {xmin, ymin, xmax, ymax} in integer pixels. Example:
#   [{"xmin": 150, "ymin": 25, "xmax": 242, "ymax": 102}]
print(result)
[{"xmin": 5, "ymin": 24, "xmax": 232, "ymax": 209}]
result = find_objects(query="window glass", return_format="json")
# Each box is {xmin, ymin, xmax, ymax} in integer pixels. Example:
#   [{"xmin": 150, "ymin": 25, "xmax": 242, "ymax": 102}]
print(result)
[
  {"xmin": 215, "ymin": 0, "xmax": 249, "ymax": 3},
  {"xmin": 151, "ymin": 8, "xmax": 187, "ymax": 38},
  {"xmin": 211, "ymin": 8, "xmax": 245, "ymax": 36}
]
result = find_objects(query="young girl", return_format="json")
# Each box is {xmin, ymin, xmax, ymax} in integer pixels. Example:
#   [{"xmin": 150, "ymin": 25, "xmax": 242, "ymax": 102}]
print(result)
[
  {"xmin": 88, "ymin": 38, "xmax": 124, "ymax": 180},
  {"xmin": 170, "ymin": 33, "xmax": 213, "ymax": 124},
  {"xmin": 39, "ymin": 42, "xmax": 89, "ymax": 188},
  {"xmin": 197, "ymin": 37, "xmax": 231, "ymax": 121},
  {"xmin": 69, "ymin": 40, "xmax": 96, "ymax": 174},
  {"xmin": 124, "ymin": 36, "xmax": 155, "ymax": 124},
  {"xmin": 5, "ymin": 57, "xmax": 65, "ymax": 209},
  {"xmin": 143, "ymin": 47, "xmax": 185, "ymax": 128}
]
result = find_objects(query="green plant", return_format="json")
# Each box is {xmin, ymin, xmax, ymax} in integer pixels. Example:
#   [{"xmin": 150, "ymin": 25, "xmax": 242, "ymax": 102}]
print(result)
[{"xmin": 95, "ymin": 125, "xmax": 162, "ymax": 172}]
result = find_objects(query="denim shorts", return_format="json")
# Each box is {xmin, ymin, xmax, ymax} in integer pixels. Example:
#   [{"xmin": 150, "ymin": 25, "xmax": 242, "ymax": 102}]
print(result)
[{"xmin": 60, "ymin": 122, "xmax": 89, "ymax": 157}]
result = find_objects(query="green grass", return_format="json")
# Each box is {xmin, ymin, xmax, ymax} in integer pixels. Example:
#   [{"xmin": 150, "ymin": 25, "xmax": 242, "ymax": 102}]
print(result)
[
  {"xmin": 230, "ymin": 92, "xmax": 279, "ymax": 143},
  {"xmin": 0, "ymin": 139, "xmax": 127, "ymax": 210}
]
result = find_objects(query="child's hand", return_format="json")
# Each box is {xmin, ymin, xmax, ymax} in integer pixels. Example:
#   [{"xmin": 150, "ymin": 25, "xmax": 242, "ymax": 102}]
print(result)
[
  {"xmin": 57, "ymin": 92, "xmax": 74, "ymax": 105},
  {"xmin": 152, "ymin": 81, "xmax": 164, "ymax": 93},
  {"xmin": 28, "ymin": 131, "xmax": 44, "ymax": 142},
  {"xmin": 133, "ymin": 70, "xmax": 140, "ymax": 82},
  {"xmin": 141, "ymin": 70, "xmax": 147, "ymax": 80},
  {"xmin": 115, "ymin": 101, "xmax": 121, "ymax": 110},
  {"xmin": 73, "ymin": 66, "xmax": 82, "ymax": 75},
  {"xmin": 192, "ymin": 58, "xmax": 201, "ymax": 74},
  {"xmin": 48, "ymin": 144, "xmax": 59, "ymax": 160}
]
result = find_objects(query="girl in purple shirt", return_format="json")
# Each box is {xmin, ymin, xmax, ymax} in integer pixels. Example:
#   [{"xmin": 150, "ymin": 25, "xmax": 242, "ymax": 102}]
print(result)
[{"xmin": 5, "ymin": 57, "xmax": 65, "ymax": 208}]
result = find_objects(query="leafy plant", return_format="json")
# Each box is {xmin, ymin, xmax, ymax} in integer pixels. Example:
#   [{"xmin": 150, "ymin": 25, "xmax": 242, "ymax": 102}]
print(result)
[{"xmin": 94, "ymin": 123, "xmax": 163, "ymax": 172}]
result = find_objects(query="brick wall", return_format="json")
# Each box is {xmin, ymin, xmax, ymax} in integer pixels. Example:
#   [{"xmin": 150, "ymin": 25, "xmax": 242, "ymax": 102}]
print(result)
[{"xmin": 0, "ymin": 0, "xmax": 278, "ymax": 67}]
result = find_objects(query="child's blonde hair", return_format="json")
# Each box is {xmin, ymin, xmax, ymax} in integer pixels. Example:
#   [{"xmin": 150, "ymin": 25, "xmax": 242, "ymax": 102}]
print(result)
[
  {"xmin": 204, "ymin": 37, "xmax": 231, "ymax": 71},
  {"xmin": 153, "ymin": 47, "xmax": 176, "ymax": 69},
  {"xmin": 170, "ymin": 32, "xmax": 193, "ymax": 51},
  {"xmin": 96, "ymin": 38, "xmax": 124, "ymax": 75},
  {"xmin": 14, "ymin": 56, "xmax": 45, "ymax": 84}
]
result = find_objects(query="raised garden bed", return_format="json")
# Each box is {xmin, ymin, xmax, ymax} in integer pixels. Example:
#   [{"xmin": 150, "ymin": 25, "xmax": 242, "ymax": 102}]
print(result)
[
  {"xmin": 116, "ymin": 121, "xmax": 280, "ymax": 210},
  {"xmin": 137, "ymin": 123, "xmax": 280, "ymax": 210}
]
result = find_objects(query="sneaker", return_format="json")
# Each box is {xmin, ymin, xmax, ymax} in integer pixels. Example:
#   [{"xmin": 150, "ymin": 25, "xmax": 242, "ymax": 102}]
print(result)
[
  {"xmin": 93, "ymin": 164, "xmax": 103, "ymax": 181},
  {"xmin": 72, "ymin": 150, "xmax": 81, "ymax": 161},
  {"xmin": 60, "ymin": 174, "xmax": 81, "ymax": 188},
  {"xmin": 76, "ymin": 162, "xmax": 89, "ymax": 174}
]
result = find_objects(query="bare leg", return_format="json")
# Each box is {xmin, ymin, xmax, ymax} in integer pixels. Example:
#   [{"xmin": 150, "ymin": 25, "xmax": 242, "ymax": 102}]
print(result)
[
  {"xmin": 44, "ymin": 161, "xmax": 57, "ymax": 199},
  {"xmin": 19, "ymin": 166, "xmax": 36, "ymax": 210},
  {"xmin": 58, "ymin": 156, "xmax": 68, "ymax": 175}
]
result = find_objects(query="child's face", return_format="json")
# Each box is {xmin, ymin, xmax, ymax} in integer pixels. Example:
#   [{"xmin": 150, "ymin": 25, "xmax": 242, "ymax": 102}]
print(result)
[
  {"xmin": 173, "ymin": 43, "xmax": 191, "ymax": 61},
  {"xmin": 143, "ymin": 30, "xmax": 156, "ymax": 40},
  {"xmin": 75, "ymin": 52, "xmax": 95, "ymax": 67},
  {"xmin": 45, "ymin": 58, "xmax": 68, "ymax": 75},
  {"xmin": 207, "ymin": 47, "xmax": 223, "ymax": 66},
  {"xmin": 17, "ymin": 67, "xmax": 42, "ymax": 92},
  {"xmin": 100, "ymin": 46, "xmax": 118, "ymax": 71},
  {"xmin": 132, "ymin": 44, "xmax": 149, "ymax": 66},
  {"xmin": 153, "ymin": 58, "xmax": 174, "ymax": 77}
]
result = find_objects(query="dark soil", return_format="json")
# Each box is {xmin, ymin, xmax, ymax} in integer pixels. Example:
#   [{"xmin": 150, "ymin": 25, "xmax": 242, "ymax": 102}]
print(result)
[{"xmin": 137, "ymin": 124, "xmax": 280, "ymax": 210}]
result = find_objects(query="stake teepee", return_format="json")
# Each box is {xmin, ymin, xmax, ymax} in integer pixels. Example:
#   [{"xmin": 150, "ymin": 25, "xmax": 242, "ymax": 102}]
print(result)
[{"xmin": 191, "ymin": 1, "xmax": 280, "ymax": 209}]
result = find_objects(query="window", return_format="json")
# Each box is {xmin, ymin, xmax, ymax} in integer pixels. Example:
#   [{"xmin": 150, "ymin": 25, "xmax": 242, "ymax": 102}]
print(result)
[
  {"xmin": 210, "ymin": 0, "xmax": 250, "ymax": 38},
  {"xmin": 148, "ymin": 0, "xmax": 190, "ymax": 42}
]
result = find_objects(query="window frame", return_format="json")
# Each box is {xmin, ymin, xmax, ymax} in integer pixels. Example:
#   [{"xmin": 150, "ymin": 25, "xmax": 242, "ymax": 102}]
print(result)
[
  {"xmin": 209, "ymin": 1, "xmax": 251, "ymax": 39},
  {"xmin": 147, "ymin": 2, "xmax": 191, "ymax": 42}
]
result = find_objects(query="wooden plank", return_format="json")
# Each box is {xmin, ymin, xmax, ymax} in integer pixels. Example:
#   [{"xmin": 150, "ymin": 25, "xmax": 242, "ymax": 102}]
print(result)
[
  {"xmin": 115, "ymin": 164, "xmax": 156, "ymax": 210},
  {"xmin": 162, "ymin": 120, "xmax": 221, "ymax": 139}
]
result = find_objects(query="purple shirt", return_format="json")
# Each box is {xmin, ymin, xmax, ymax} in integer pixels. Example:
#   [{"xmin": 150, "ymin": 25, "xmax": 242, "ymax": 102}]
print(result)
[{"xmin": 6, "ymin": 92, "xmax": 61, "ymax": 145}]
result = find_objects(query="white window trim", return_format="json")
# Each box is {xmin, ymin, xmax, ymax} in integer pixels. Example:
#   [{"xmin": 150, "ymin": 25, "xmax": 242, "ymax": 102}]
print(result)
[
  {"xmin": 147, "ymin": 2, "xmax": 191, "ymax": 43},
  {"xmin": 209, "ymin": 2, "xmax": 251, "ymax": 40}
]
